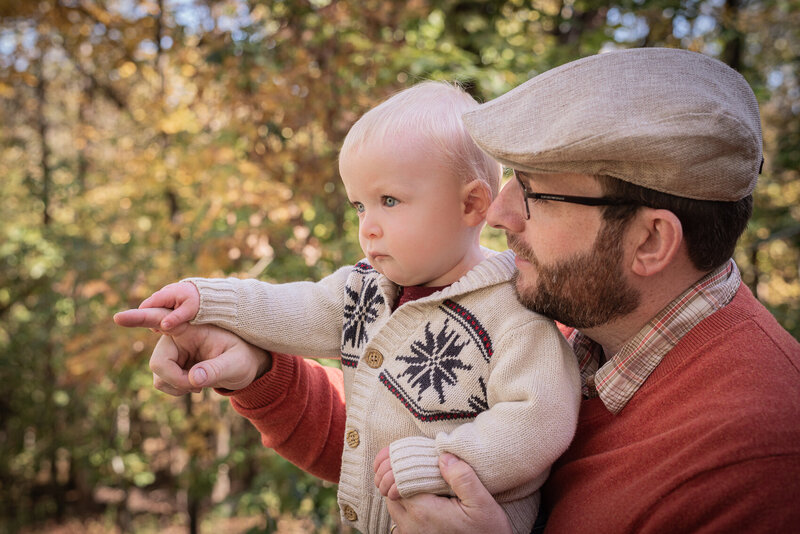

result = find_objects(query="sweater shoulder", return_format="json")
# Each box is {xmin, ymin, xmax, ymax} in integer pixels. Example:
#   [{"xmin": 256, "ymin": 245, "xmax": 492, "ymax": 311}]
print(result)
[
  {"xmin": 634, "ymin": 286, "xmax": 800, "ymax": 449},
  {"xmin": 665, "ymin": 284, "xmax": 800, "ymax": 376},
  {"xmin": 456, "ymin": 278, "xmax": 559, "ymax": 330}
]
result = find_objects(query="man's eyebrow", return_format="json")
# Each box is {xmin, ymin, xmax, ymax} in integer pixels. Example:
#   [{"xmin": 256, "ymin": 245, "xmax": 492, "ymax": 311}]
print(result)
[{"xmin": 515, "ymin": 170, "xmax": 532, "ymax": 182}]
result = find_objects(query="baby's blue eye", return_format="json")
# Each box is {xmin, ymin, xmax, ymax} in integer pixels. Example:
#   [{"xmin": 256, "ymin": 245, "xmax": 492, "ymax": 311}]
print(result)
[
  {"xmin": 352, "ymin": 202, "xmax": 365, "ymax": 213},
  {"xmin": 383, "ymin": 196, "xmax": 398, "ymax": 207}
]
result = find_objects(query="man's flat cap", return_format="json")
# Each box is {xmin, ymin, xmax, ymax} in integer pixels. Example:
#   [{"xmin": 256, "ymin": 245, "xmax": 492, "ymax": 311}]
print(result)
[{"xmin": 463, "ymin": 47, "xmax": 762, "ymax": 201}]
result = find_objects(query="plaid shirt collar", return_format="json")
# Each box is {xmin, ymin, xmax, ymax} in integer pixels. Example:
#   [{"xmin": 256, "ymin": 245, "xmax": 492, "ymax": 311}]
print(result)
[{"xmin": 569, "ymin": 259, "xmax": 741, "ymax": 414}]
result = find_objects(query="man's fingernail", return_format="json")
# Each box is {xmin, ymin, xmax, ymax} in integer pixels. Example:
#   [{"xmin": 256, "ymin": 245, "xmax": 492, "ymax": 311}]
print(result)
[
  {"xmin": 194, "ymin": 368, "xmax": 207, "ymax": 385},
  {"xmin": 440, "ymin": 453, "xmax": 458, "ymax": 466},
  {"xmin": 161, "ymin": 321, "xmax": 171, "ymax": 330}
]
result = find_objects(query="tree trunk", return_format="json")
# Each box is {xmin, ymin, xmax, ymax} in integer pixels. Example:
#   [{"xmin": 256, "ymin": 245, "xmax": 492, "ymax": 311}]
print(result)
[{"xmin": 35, "ymin": 55, "xmax": 51, "ymax": 226}]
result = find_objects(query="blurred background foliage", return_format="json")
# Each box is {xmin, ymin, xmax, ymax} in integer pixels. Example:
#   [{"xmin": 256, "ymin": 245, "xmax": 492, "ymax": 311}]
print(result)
[{"xmin": 0, "ymin": 0, "xmax": 797, "ymax": 532}]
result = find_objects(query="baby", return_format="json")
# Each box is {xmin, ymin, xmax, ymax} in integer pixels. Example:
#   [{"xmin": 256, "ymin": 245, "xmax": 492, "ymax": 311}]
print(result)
[{"xmin": 135, "ymin": 81, "xmax": 580, "ymax": 533}]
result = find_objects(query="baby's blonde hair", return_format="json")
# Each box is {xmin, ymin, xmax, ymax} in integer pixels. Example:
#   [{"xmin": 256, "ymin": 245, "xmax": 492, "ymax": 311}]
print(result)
[{"xmin": 339, "ymin": 81, "xmax": 501, "ymax": 198}]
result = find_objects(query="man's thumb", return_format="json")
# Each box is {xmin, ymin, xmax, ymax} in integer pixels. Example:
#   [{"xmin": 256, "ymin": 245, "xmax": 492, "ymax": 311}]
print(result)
[
  {"xmin": 189, "ymin": 351, "xmax": 248, "ymax": 390},
  {"xmin": 439, "ymin": 453, "xmax": 493, "ymax": 507},
  {"xmin": 189, "ymin": 364, "xmax": 212, "ymax": 387}
]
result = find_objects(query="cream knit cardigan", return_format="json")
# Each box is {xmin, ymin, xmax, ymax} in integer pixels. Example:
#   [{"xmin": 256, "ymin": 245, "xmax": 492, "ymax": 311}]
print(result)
[{"xmin": 188, "ymin": 249, "xmax": 580, "ymax": 534}]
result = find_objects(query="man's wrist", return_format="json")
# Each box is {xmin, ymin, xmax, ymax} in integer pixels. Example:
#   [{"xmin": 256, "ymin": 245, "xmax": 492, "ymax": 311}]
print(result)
[{"xmin": 255, "ymin": 350, "xmax": 273, "ymax": 380}]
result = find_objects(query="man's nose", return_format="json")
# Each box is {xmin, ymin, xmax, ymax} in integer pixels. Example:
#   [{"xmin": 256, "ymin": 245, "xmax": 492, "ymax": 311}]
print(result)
[{"xmin": 487, "ymin": 180, "xmax": 525, "ymax": 233}]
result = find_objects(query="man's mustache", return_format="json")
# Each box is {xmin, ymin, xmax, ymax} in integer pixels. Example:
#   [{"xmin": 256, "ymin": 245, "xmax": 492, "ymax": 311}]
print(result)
[{"xmin": 507, "ymin": 234, "xmax": 535, "ymax": 264}]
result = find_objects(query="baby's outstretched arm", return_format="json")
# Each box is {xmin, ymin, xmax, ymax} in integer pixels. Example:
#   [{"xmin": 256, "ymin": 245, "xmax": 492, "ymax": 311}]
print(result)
[{"xmin": 139, "ymin": 281, "xmax": 200, "ymax": 331}]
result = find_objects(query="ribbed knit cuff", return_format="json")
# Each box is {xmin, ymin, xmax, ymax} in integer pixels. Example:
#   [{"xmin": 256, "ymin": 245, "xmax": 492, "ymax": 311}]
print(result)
[
  {"xmin": 389, "ymin": 437, "xmax": 451, "ymax": 498},
  {"xmin": 503, "ymin": 493, "xmax": 540, "ymax": 534},
  {"xmin": 184, "ymin": 277, "xmax": 239, "ymax": 328},
  {"xmin": 216, "ymin": 353, "xmax": 296, "ymax": 409}
]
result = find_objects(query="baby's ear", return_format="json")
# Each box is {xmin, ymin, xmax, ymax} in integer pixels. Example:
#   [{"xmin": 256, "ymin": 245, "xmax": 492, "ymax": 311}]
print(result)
[{"xmin": 462, "ymin": 180, "xmax": 492, "ymax": 226}]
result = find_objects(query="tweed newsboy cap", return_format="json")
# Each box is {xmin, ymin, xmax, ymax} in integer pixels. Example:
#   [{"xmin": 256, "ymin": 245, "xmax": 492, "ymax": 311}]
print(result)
[{"xmin": 463, "ymin": 47, "xmax": 762, "ymax": 201}]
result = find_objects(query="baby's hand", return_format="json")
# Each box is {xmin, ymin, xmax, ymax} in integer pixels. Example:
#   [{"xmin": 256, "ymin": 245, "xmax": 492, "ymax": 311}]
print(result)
[
  {"xmin": 139, "ymin": 282, "xmax": 200, "ymax": 331},
  {"xmin": 373, "ymin": 446, "xmax": 400, "ymax": 500}
]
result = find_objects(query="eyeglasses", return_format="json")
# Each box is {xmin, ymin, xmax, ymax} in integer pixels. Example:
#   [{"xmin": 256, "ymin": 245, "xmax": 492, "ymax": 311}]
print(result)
[{"xmin": 514, "ymin": 171, "xmax": 631, "ymax": 220}]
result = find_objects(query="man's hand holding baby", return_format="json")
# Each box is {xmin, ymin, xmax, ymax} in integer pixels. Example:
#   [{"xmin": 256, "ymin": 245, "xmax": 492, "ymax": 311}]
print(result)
[{"xmin": 114, "ymin": 281, "xmax": 272, "ymax": 395}]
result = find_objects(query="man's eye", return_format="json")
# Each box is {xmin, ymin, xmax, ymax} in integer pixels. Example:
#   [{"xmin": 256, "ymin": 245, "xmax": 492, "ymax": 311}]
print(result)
[
  {"xmin": 351, "ymin": 202, "xmax": 365, "ymax": 213},
  {"xmin": 383, "ymin": 196, "xmax": 398, "ymax": 207}
]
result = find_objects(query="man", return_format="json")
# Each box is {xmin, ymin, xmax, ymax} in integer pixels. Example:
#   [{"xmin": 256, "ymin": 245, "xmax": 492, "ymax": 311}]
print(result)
[{"xmin": 116, "ymin": 48, "xmax": 800, "ymax": 532}]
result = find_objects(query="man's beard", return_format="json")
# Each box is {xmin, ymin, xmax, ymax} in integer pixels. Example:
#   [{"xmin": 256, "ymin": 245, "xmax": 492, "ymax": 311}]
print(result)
[{"xmin": 508, "ymin": 222, "xmax": 640, "ymax": 329}]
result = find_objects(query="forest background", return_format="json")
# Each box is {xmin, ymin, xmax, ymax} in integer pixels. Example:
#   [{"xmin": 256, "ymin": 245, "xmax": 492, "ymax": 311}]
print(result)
[{"xmin": 1, "ymin": 0, "xmax": 798, "ymax": 532}]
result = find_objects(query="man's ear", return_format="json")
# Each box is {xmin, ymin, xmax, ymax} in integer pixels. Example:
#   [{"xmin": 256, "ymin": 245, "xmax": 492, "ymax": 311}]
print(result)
[
  {"xmin": 628, "ymin": 208, "xmax": 684, "ymax": 277},
  {"xmin": 462, "ymin": 180, "xmax": 492, "ymax": 227}
]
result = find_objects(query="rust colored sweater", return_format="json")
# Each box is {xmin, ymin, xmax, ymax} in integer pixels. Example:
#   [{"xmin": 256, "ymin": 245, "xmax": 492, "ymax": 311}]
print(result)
[
  {"xmin": 542, "ymin": 284, "xmax": 800, "ymax": 533},
  {"xmin": 224, "ymin": 284, "xmax": 800, "ymax": 532},
  {"xmin": 221, "ymin": 354, "xmax": 346, "ymax": 484}
]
